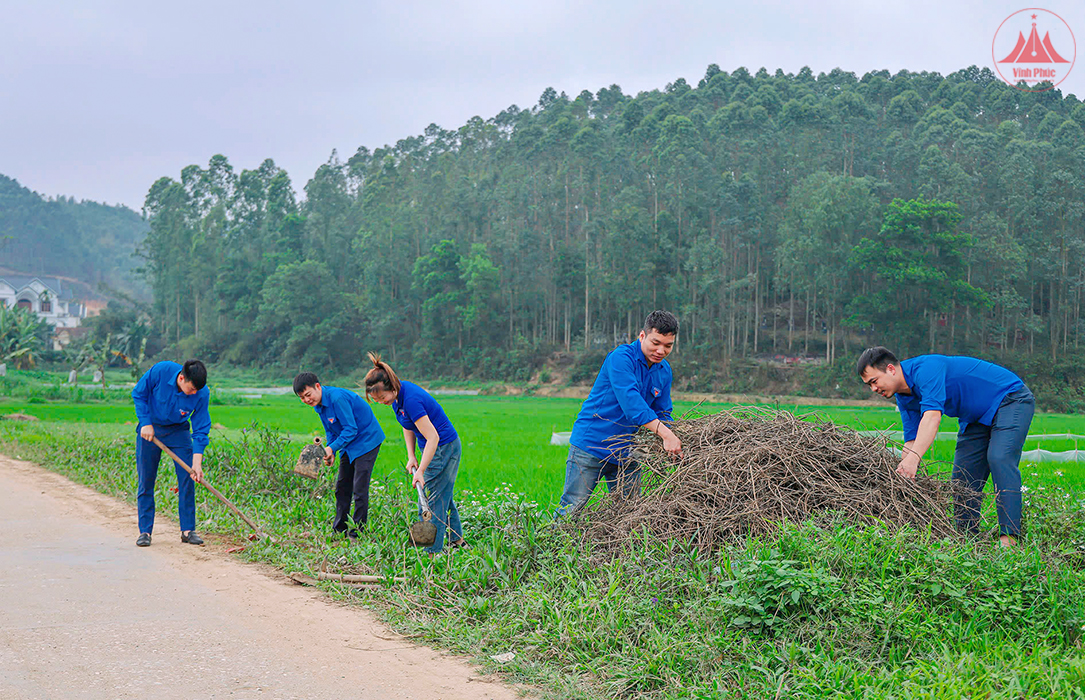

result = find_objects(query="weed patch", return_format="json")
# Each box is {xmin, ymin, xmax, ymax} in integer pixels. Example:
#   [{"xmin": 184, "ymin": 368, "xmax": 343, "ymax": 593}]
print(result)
[{"xmin": 2, "ymin": 413, "xmax": 1085, "ymax": 698}]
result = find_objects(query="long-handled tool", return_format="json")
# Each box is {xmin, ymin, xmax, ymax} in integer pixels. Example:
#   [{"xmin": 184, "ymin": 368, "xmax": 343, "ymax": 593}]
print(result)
[
  {"xmin": 408, "ymin": 472, "xmax": 437, "ymax": 547},
  {"xmin": 151, "ymin": 436, "xmax": 273, "ymax": 541}
]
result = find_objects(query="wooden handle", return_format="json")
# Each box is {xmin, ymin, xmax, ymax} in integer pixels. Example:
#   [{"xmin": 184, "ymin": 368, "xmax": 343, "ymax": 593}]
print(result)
[{"xmin": 150, "ymin": 435, "xmax": 270, "ymax": 540}]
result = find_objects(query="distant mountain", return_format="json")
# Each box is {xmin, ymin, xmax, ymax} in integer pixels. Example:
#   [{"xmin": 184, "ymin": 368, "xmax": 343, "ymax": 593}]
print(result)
[{"xmin": 0, "ymin": 174, "xmax": 149, "ymax": 300}]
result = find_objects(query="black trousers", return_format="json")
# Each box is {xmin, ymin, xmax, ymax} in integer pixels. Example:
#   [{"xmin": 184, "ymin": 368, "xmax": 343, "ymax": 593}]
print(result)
[{"xmin": 333, "ymin": 444, "xmax": 380, "ymax": 532}]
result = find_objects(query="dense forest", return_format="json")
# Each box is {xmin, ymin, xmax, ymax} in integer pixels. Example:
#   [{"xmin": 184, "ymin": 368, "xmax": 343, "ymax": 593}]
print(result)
[
  {"xmin": 0, "ymin": 175, "xmax": 150, "ymax": 298},
  {"xmin": 139, "ymin": 64, "xmax": 1085, "ymax": 401}
]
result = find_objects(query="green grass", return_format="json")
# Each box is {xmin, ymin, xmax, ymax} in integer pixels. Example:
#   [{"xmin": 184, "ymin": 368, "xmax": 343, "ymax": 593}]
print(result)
[
  {"xmin": 0, "ymin": 394, "xmax": 580, "ymax": 503},
  {"xmin": 3, "ymin": 394, "xmax": 1083, "ymax": 506},
  {"xmin": 1, "ymin": 395, "xmax": 1084, "ymax": 698}
]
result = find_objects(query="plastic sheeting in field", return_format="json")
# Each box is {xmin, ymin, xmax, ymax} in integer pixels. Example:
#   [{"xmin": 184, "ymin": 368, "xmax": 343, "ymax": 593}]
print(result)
[
  {"xmin": 550, "ymin": 431, "xmax": 572, "ymax": 446},
  {"xmin": 857, "ymin": 430, "xmax": 1085, "ymax": 441},
  {"xmin": 1021, "ymin": 448, "xmax": 1085, "ymax": 463}
]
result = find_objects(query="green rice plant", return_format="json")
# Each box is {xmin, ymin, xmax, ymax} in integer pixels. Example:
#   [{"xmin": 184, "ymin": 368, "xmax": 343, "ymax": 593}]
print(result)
[{"xmin": 3, "ymin": 401, "xmax": 1085, "ymax": 698}]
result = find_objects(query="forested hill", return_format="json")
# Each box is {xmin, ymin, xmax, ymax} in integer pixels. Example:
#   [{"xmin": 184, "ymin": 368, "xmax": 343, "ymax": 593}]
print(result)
[
  {"xmin": 140, "ymin": 65, "xmax": 1085, "ymax": 403},
  {"xmin": 0, "ymin": 174, "xmax": 149, "ymax": 298}
]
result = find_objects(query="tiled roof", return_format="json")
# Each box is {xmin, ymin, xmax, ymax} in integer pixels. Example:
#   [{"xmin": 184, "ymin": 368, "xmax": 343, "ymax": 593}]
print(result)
[{"xmin": 0, "ymin": 276, "xmax": 76, "ymax": 301}]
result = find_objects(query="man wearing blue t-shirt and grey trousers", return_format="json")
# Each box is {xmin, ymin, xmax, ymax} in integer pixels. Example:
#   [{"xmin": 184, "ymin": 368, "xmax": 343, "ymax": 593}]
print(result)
[
  {"xmin": 132, "ymin": 359, "xmax": 212, "ymax": 547},
  {"xmin": 294, "ymin": 372, "xmax": 385, "ymax": 538},
  {"xmin": 857, "ymin": 346, "xmax": 1033, "ymax": 546},
  {"xmin": 556, "ymin": 310, "xmax": 684, "ymax": 517}
]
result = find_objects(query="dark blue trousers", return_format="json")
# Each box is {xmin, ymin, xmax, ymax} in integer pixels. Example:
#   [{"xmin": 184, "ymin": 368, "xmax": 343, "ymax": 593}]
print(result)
[
  {"xmin": 332, "ymin": 445, "xmax": 380, "ymax": 532},
  {"xmin": 953, "ymin": 386, "xmax": 1034, "ymax": 537},
  {"xmin": 136, "ymin": 424, "xmax": 196, "ymax": 534}
]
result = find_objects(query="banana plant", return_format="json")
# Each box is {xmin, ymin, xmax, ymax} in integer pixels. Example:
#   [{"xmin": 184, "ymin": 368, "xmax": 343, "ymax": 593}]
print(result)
[{"xmin": 0, "ymin": 304, "xmax": 50, "ymax": 369}]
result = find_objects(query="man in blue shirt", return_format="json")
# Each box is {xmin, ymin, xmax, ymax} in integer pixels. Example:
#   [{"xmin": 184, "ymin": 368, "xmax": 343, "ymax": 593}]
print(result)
[
  {"xmin": 131, "ymin": 359, "xmax": 212, "ymax": 547},
  {"xmin": 857, "ymin": 347, "xmax": 1033, "ymax": 546},
  {"xmin": 556, "ymin": 310, "xmax": 683, "ymax": 517},
  {"xmin": 294, "ymin": 372, "xmax": 385, "ymax": 538}
]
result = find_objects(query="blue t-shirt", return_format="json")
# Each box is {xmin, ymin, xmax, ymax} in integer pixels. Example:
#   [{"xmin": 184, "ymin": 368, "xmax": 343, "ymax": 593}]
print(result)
[
  {"xmin": 392, "ymin": 381, "xmax": 457, "ymax": 450},
  {"xmin": 131, "ymin": 360, "xmax": 212, "ymax": 454},
  {"xmin": 314, "ymin": 386, "xmax": 385, "ymax": 461},
  {"xmin": 896, "ymin": 355, "xmax": 1024, "ymax": 441},
  {"xmin": 570, "ymin": 341, "xmax": 673, "ymax": 461}
]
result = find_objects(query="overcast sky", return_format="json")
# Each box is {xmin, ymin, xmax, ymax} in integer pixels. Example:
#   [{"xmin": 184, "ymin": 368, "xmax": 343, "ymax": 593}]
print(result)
[{"xmin": 2, "ymin": 0, "xmax": 1082, "ymax": 211}]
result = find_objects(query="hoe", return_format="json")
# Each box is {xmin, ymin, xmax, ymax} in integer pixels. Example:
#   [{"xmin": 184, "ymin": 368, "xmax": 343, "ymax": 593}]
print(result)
[
  {"xmin": 409, "ymin": 475, "xmax": 437, "ymax": 547},
  {"xmin": 296, "ymin": 439, "xmax": 436, "ymax": 547},
  {"xmin": 153, "ymin": 436, "xmax": 273, "ymax": 542}
]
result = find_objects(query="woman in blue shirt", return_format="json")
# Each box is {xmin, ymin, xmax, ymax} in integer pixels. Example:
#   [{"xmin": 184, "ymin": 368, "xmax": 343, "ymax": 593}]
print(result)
[
  {"xmin": 363, "ymin": 353, "xmax": 464, "ymax": 553},
  {"xmin": 294, "ymin": 372, "xmax": 385, "ymax": 538}
]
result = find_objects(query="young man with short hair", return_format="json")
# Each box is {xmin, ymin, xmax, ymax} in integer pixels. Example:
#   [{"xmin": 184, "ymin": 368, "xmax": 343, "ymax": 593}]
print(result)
[
  {"xmin": 856, "ymin": 346, "xmax": 1033, "ymax": 546},
  {"xmin": 294, "ymin": 372, "xmax": 385, "ymax": 538},
  {"xmin": 132, "ymin": 359, "xmax": 211, "ymax": 547},
  {"xmin": 556, "ymin": 310, "xmax": 683, "ymax": 517}
]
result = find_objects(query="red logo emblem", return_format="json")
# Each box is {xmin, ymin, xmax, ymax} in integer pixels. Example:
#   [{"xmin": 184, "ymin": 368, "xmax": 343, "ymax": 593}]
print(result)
[
  {"xmin": 329, "ymin": 417, "xmax": 335, "ymax": 423},
  {"xmin": 993, "ymin": 8, "xmax": 1076, "ymax": 91}
]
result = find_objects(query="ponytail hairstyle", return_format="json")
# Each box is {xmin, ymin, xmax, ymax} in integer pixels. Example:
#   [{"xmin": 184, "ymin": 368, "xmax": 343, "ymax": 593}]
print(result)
[{"xmin": 363, "ymin": 352, "xmax": 401, "ymax": 401}]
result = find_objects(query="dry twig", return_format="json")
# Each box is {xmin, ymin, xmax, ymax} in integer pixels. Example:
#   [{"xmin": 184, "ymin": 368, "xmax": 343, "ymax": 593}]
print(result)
[{"xmin": 572, "ymin": 407, "xmax": 966, "ymax": 552}]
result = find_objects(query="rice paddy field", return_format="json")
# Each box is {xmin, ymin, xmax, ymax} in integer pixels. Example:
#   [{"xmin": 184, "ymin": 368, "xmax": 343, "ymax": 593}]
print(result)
[
  {"xmin": 2, "ymin": 391, "xmax": 1083, "ymax": 505},
  {"xmin": 2, "ymin": 375, "xmax": 1085, "ymax": 698}
]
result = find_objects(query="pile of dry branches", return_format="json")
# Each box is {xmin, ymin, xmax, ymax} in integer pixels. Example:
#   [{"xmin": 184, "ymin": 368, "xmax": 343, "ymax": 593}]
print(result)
[{"xmin": 575, "ymin": 407, "xmax": 964, "ymax": 551}]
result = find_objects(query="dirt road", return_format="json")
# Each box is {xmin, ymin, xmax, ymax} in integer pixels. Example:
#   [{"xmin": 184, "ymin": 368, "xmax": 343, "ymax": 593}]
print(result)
[{"xmin": 0, "ymin": 454, "xmax": 521, "ymax": 700}]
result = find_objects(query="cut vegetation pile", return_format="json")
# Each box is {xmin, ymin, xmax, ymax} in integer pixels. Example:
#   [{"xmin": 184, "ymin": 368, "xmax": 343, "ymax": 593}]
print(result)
[{"xmin": 576, "ymin": 407, "xmax": 966, "ymax": 551}]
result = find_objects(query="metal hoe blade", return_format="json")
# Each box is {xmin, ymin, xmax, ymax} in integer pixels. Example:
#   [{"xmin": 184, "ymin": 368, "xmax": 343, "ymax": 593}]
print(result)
[{"xmin": 409, "ymin": 480, "xmax": 437, "ymax": 547}]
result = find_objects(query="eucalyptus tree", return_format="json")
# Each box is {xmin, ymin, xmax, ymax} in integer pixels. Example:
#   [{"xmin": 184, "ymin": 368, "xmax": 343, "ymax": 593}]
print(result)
[
  {"xmin": 778, "ymin": 172, "xmax": 879, "ymax": 363},
  {"xmin": 129, "ymin": 63, "xmax": 1085, "ymax": 377}
]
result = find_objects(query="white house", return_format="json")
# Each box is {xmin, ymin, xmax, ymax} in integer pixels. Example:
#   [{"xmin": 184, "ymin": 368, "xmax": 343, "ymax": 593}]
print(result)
[{"xmin": 0, "ymin": 276, "xmax": 85, "ymax": 329}]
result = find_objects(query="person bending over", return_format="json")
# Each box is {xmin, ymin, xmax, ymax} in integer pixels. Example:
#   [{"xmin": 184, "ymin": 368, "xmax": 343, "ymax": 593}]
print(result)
[
  {"xmin": 132, "ymin": 359, "xmax": 211, "ymax": 547},
  {"xmin": 857, "ymin": 346, "xmax": 1033, "ymax": 546},
  {"xmin": 294, "ymin": 372, "xmax": 385, "ymax": 538},
  {"xmin": 556, "ymin": 310, "xmax": 682, "ymax": 517}
]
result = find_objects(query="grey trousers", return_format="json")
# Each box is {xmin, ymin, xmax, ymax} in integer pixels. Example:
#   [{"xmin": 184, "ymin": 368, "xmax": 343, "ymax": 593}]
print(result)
[{"xmin": 952, "ymin": 386, "xmax": 1034, "ymax": 537}]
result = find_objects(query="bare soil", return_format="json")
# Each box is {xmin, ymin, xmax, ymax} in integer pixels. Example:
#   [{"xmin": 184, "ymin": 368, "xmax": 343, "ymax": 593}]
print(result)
[{"xmin": 0, "ymin": 453, "xmax": 524, "ymax": 700}]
